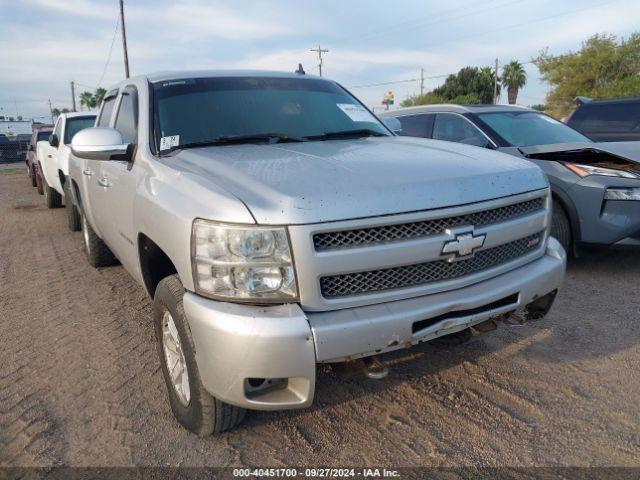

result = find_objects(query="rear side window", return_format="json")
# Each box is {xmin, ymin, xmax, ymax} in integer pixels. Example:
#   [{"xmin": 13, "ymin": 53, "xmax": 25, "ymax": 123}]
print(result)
[
  {"xmin": 397, "ymin": 114, "xmax": 433, "ymax": 138},
  {"xmin": 569, "ymin": 102, "xmax": 640, "ymax": 133},
  {"xmin": 97, "ymin": 97, "xmax": 117, "ymax": 127},
  {"xmin": 114, "ymin": 88, "xmax": 138, "ymax": 144},
  {"xmin": 433, "ymin": 113, "xmax": 490, "ymax": 148},
  {"xmin": 64, "ymin": 117, "xmax": 96, "ymax": 144}
]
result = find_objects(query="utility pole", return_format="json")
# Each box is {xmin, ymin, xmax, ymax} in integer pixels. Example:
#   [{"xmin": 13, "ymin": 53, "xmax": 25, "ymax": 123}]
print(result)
[
  {"xmin": 48, "ymin": 99, "xmax": 53, "ymax": 124},
  {"xmin": 70, "ymin": 81, "xmax": 77, "ymax": 112},
  {"xmin": 310, "ymin": 45, "xmax": 328, "ymax": 76},
  {"xmin": 493, "ymin": 57, "xmax": 499, "ymax": 104},
  {"xmin": 119, "ymin": 0, "xmax": 130, "ymax": 78},
  {"xmin": 420, "ymin": 68, "xmax": 425, "ymax": 96}
]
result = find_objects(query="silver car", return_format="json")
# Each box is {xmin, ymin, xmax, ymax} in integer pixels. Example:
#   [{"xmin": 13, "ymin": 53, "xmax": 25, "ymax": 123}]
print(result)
[
  {"xmin": 68, "ymin": 71, "xmax": 565, "ymax": 434},
  {"xmin": 381, "ymin": 104, "xmax": 640, "ymax": 253}
]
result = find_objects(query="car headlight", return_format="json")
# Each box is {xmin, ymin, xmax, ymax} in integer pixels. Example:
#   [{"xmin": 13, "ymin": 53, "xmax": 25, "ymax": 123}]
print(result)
[
  {"xmin": 604, "ymin": 187, "xmax": 640, "ymax": 201},
  {"xmin": 563, "ymin": 162, "xmax": 638, "ymax": 179},
  {"xmin": 192, "ymin": 220, "xmax": 297, "ymax": 302}
]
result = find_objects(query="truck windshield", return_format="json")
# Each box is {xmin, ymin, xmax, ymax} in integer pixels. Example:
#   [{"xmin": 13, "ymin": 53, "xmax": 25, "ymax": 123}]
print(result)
[
  {"xmin": 152, "ymin": 76, "xmax": 389, "ymax": 152},
  {"xmin": 478, "ymin": 111, "xmax": 590, "ymax": 147}
]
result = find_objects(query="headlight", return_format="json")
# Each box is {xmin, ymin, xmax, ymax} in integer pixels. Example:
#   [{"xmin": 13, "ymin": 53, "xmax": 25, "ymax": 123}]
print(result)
[
  {"xmin": 192, "ymin": 220, "xmax": 297, "ymax": 302},
  {"xmin": 563, "ymin": 162, "xmax": 638, "ymax": 179},
  {"xmin": 604, "ymin": 187, "xmax": 640, "ymax": 201}
]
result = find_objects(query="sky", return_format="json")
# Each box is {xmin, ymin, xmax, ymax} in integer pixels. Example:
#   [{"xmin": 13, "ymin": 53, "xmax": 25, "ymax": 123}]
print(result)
[{"xmin": 1, "ymin": 0, "xmax": 639, "ymax": 121}]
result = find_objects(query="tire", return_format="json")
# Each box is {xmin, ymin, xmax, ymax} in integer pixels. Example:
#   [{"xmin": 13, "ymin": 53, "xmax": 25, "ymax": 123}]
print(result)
[
  {"xmin": 36, "ymin": 167, "xmax": 44, "ymax": 195},
  {"xmin": 551, "ymin": 200, "xmax": 571, "ymax": 252},
  {"xmin": 154, "ymin": 275, "xmax": 246, "ymax": 435},
  {"xmin": 43, "ymin": 176, "xmax": 62, "ymax": 208},
  {"xmin": 81, "ymin": 213, "xmax": 116, "ymax": 268},
  {"xmin": 29, "ymin": 165, "xmax": 37, "ymax": 187},
  {"xmin": 64, "ymin": 182, "xmax": 81, "ymax": 232}
]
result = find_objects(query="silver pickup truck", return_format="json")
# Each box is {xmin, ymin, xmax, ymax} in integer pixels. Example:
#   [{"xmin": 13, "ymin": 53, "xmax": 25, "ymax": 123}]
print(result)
[{"xmin": 68, "ymin": 70, "xmax": 566, "ymax": 435}]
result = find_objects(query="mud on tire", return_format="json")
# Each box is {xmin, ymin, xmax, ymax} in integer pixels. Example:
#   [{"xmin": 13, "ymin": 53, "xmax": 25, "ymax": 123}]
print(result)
[{"xmin": 153, "ymin": 274, "xmax": 246, "ymax": 435}]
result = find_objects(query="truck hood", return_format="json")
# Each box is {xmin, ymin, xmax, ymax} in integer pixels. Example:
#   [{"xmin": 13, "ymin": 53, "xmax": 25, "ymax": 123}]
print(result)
[{"xmin": 170, "ymin": 136, "xmax": 547, "ymax": 225}]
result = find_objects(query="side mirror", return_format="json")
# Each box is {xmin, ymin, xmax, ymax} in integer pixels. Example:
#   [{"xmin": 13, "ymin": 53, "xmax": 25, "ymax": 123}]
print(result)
[
  {"xmin": 28, "ymin": 144, "xmax": 34, "ymax": 151},
  {"xmin": 49, "ymin": 134, "xmax": 59, "ymax": 147},
  {"xmin": 382, "ymin": 117, "xmax": 402, "ymax": 135},
  {"xmin": 71, "ymin": 127, "xmax": 131, "ymax": 161}
]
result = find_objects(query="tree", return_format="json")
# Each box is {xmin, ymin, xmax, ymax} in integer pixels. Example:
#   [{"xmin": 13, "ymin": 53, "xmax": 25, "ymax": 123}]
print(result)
[
  {"xmin": 51, "ymin": 108, "xmax": 61, "ymax": 118},
  {"xmin": 502, "ymin": 60, "xmax": 527, "ymax": 104},
  {"xmin": 95, "ymin": 88, "xmax": 107, "ymax": 106},
  {"xmin": 80, "ymin": 91, "xmax": 96, "ymax": 110},
  {"xmin": 402, "ymin": 66, "xmax": 499, "ymax": 106},
  {"xmin": 535, "ymin": 32, "xmax": 640, "ymax": 117}
]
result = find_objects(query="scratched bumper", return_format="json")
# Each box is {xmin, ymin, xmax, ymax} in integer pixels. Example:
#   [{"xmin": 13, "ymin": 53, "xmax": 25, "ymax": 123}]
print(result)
[{"xmin": 183, "ymin": 238, "xmax": 565, "ymax": 410}]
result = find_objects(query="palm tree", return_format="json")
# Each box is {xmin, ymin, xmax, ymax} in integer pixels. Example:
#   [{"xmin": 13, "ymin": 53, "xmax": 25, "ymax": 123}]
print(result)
[
  {"xmin": 502, "ymin": 60, "xmax": 527, "ymax": 104},
  {"xmin": 80, "ymin": 91, "xmax": 96, "ymax": 111}
]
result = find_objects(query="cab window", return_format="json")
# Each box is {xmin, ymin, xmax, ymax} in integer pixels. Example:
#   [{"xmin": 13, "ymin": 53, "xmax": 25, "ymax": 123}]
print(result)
[
  {"xmin": 114, "ymin": 87, "xmax": 138, "ymax": 144},
  {"xmin": 97, "ymin": 96, "xmax": 117, "ymax": 127}
]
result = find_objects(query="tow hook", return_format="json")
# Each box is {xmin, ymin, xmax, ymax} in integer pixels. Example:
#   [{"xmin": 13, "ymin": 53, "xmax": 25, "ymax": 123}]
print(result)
[
  {"xmin": 360, "ymin": 356, "xmax": 389, "ymax": 380},
  {"xmin": 504, "ymin": 309, "xmax": 527, "ymax": 326}
]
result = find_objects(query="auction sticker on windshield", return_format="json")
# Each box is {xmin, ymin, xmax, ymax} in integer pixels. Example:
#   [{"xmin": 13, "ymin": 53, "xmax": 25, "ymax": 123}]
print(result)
[
  {"xmin": 160, "ymin": 135, "xmax": 180, "ymax": 151},
  {"xmin": 337, "ymin": 103, "xmax": 377, "ymax": 123}
]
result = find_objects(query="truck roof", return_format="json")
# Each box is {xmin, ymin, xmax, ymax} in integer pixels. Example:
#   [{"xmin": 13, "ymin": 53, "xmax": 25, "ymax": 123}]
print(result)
[{"xmin": 107, "ymin": 69, "xmax": 324, "ymax": 90}]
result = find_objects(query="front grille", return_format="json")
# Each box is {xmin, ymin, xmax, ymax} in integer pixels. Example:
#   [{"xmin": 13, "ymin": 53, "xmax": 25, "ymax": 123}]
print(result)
[
  {"xmin": 320, "ymin": 233, "xmax": 543, "ymax": 298},
  {"xmin": 313, "ymin": 197, "xmax": 544, "ymax": 251}
]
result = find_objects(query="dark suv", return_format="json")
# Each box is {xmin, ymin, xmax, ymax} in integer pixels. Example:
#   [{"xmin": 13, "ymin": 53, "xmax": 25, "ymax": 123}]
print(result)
[{"xmin": 566, "ymin": 97, "xmax": 640, "ymax": 142}]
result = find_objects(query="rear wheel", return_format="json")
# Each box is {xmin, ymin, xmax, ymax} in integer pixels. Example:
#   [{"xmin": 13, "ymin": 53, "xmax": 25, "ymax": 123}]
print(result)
[
  {"xmin": 43, "ymin": 176, "xmax": 62, "ymax": 208},
  {"xmin": 551, "ymin": 200, "xmax": 571, "ymax": 252},
  {"xmin": 35, "ymin": 166, "xmax": 44, "ymax": 195},
  {"xmin": 64, "ymin": 182, "xmax": 81, "ymax": 231},
  {"xmin": 154, "ymin": 275, "xmax": 246, "ymax": 435},
  {"xmin": 81, "ymin": 213, "xmax": 116, "ymax": 268}
]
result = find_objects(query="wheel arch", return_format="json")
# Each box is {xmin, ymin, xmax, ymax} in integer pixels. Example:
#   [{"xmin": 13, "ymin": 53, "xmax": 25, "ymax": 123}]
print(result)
[{"xmin": 138, "ymin": 233, "xmax": 179, "ymax": 298}]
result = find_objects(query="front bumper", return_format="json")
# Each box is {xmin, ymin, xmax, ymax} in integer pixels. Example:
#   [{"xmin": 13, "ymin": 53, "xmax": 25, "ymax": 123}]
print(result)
[{"xmin": 184, "ymin": 238, "xmax": 566, "ymax": 410}]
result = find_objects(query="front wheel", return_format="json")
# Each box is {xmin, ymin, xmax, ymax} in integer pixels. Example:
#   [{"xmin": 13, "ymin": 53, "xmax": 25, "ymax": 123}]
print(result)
[
  {"xmin": 154, "ymin": 275, "xmax": 246, "ymax": 435},
  {"xmin": 551, "ymin": 200, "xmax": 572, "ymax": 253}
]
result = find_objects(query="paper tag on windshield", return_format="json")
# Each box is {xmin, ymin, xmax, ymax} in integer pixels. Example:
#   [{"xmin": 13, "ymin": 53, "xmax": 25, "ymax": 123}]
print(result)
[
  {"xmin": 160, "ymin": 135, "xmax": 180, "ymax": 151},
  {"xmin": 337, "ymin": 103, "xmax": 377, "ymax": 123}
]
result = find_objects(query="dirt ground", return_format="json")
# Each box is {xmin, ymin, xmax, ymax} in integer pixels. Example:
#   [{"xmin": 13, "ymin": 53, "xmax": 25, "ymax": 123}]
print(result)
[{"xmin": 1, "ymin": 164, "xmax": 639, "ymax": 468}]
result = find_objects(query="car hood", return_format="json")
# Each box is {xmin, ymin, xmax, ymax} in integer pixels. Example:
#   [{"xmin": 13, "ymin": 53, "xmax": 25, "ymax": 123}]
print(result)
[
  {"xmin": 519, "ymin": 141, "xmax": 640, "ymax": 162},
  {"xmin": 169, "ymin": 136, "xmax": 547, "ymax": 225}
]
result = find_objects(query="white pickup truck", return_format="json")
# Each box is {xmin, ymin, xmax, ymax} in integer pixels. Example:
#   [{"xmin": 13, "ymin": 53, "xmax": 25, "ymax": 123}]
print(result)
[
  {"xmin": 40, "ymin": 112, "xmax": 96, "ymax": 230},
  {"xmin": 68, "ymin": 70, "xmax": 566, "ymax": 435}
]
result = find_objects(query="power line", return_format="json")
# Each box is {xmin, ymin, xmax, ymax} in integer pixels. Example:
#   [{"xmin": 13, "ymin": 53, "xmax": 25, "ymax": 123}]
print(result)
[{"xmin": 96, "ymin": 15, "xmax": 120, "ymax": 89}]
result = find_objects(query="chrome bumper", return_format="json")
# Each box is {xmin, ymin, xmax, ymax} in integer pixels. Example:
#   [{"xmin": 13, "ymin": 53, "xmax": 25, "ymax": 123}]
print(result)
[{"xmin": 184, "ymin": 237, "xmax": 565, "ymax": 410}]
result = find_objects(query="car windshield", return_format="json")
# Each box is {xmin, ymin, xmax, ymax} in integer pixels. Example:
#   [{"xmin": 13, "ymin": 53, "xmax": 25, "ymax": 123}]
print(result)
[
  {"xmin": 478, "ymin": 111, "xmax": 590, "ymax": 147},
  {"xmin": 64, "ymin": 116, "xmax": 96, "ymax": 144},
  {"xmin": 152, "ymin": 76, "xmax": 389, "ymax": 152}
]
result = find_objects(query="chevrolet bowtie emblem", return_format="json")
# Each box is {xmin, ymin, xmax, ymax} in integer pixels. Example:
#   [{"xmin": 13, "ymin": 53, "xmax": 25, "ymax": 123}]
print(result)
[{"xmin": 441, "ymin": 231, "xmax": 486, "ymax": 260}]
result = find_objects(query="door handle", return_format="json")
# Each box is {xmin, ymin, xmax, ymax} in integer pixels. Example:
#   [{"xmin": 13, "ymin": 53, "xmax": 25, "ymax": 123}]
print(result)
[
  {"xmin": 98, "ymin": 177, "xmax": 111, "ymax": 188},
  {"xmin": 83, "ymin": 169, "xmax": 93, "ymax": 176},
  {"xmin": 47, "ymin": 154, "xmax": 52, "ymax": 158}
]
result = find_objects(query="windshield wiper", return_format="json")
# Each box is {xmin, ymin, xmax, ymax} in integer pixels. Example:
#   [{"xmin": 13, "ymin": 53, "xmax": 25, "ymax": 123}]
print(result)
[
  {"xmin": 160, "ymin": 133, "xmax": 306, "ymax": 154},
  {"xmin": 304, "ymin": 129, "xmax": 388, "ymax": 141}
]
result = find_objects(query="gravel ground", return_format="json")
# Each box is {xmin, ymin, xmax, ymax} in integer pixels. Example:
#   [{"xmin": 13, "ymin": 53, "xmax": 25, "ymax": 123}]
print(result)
[{"xmin": 1, "ymin": 164, "xmax": 639, "ymax": 468}]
